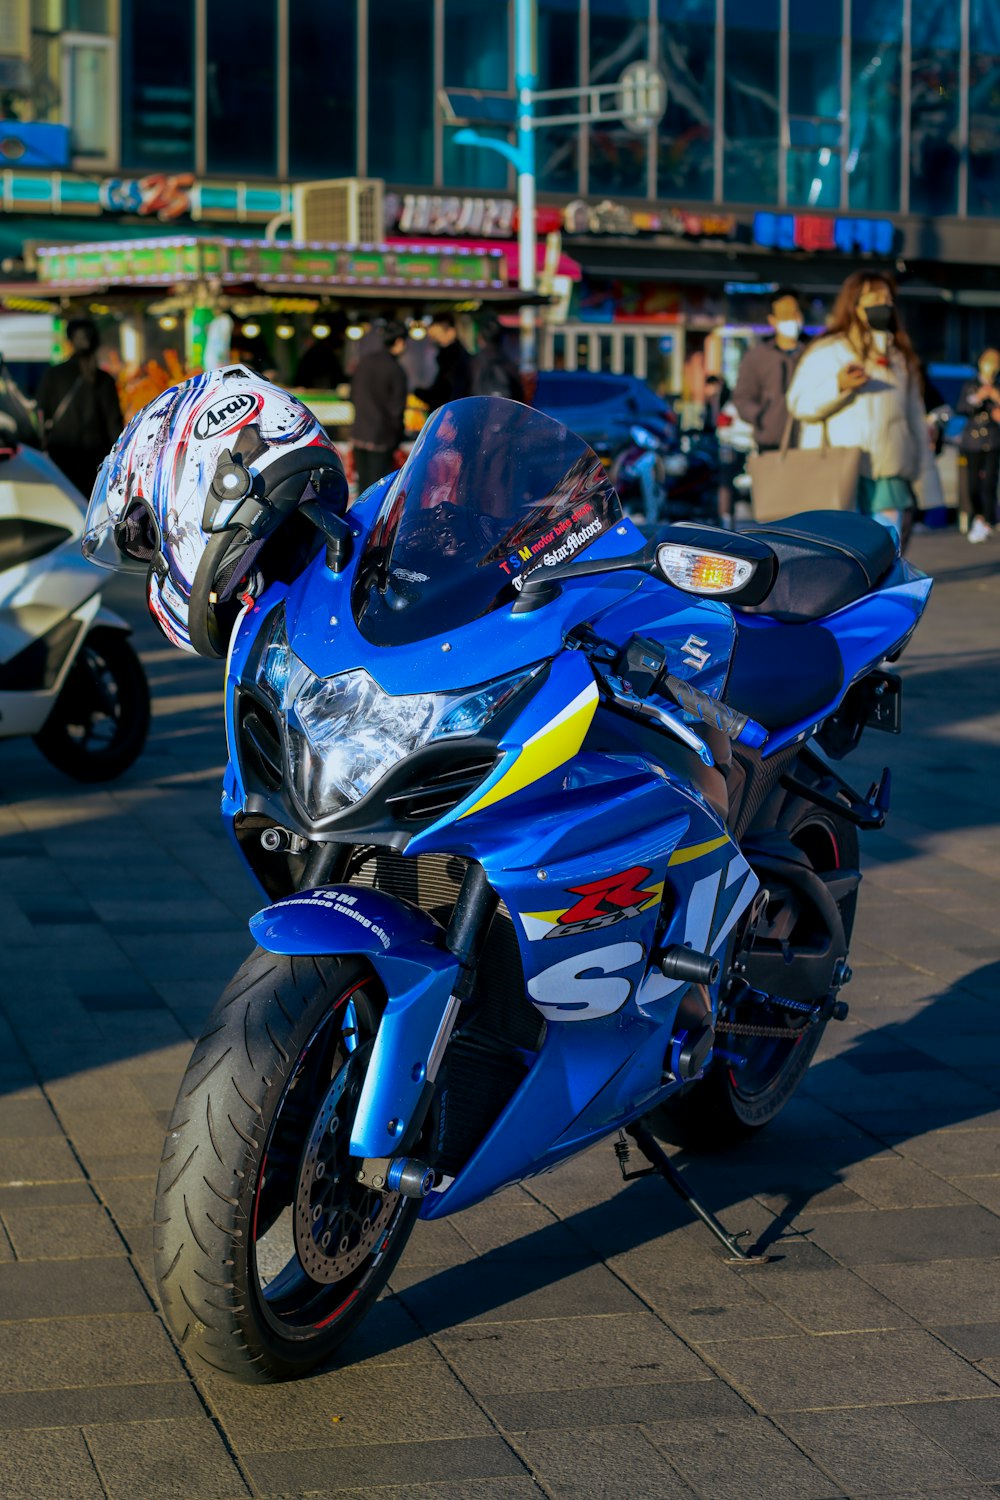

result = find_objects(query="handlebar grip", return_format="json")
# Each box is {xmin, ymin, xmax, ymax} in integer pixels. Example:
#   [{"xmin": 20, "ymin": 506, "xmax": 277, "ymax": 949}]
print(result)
[{"xmin": 663, "ymin": 673, "xmax": 768, "ymax": 749}]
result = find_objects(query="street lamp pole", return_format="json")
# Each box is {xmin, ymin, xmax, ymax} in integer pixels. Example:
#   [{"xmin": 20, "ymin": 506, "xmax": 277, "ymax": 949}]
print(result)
[
  {"xmin": 515, "ymin": 0, "xmax": 537, "ymax": 384},
  {"xmin": 444, "ymin": 5, "xmax": 664, "ymax": 385}
]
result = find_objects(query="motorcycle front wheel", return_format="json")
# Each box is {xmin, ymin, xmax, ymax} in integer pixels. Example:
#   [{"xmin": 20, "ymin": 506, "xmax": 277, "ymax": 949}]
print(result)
[
  {"xmin": 154, "ymin": 949, "xmax": 419, "ymax": 1383},
  {"xmin": 34, "ymin": 627, "xmax": 150, "ymax": 782}
]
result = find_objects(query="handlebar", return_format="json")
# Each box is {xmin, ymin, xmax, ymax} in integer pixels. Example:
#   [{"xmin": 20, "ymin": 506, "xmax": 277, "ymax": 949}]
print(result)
[
  {"xmin": 661, "ymin": 673, "xmax": 768, "ymax": 750},
  {"xmin": 578, "ymin": 627, "xmax": 768, "ymax": 759}
]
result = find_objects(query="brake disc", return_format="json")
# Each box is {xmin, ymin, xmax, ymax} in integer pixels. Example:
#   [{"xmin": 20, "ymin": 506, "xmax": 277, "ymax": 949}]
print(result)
[{"xmin": 293, "ymin": 1044, "xmax": 399, "ymax": 1285}]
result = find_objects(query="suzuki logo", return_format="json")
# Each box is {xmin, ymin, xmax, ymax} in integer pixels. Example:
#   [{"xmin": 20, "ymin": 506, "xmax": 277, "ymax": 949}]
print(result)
[
  {"xmin": 194, "ymin": 393, "xmax": 256, "ymax": 441},
  {"xmin": 680, "ymin": 634, "xmax": 711, "ymax": 671}
]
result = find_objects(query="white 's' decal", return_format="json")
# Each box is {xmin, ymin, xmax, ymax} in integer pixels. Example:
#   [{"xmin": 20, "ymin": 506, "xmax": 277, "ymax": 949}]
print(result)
[{"xmin": 527, "ymin": 941, "xmax": 644, "ymax": 1021}]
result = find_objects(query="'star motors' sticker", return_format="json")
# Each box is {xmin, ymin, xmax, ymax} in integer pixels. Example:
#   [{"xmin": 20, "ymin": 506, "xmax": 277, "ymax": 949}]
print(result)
[{"xmin": 518, "ymin": 864, "xmax": 664, "ymax": 941}]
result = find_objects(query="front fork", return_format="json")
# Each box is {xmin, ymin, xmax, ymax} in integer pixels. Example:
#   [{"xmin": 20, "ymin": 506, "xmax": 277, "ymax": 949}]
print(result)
[{"xmin": 354, "ymin": 863, "xmax": 497, "ymax": 1189}]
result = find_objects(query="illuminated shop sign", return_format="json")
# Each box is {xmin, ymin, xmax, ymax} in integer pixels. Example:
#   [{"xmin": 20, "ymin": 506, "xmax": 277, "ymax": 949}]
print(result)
[
  {"xmin": 564, "ymin": 199, "xmax": 736, "ymax": 239},
  {"xmin": 0, "ymin": 169, "xmax": 291, "ymax": 223},
  {"xmin": 753, "ymin": 213, "xmax": 897, "ymax": 255},
  {"xmin": 389, "ymin": 194, "xmax": 517, "ymax": 238},
  {"xmin": 34, "ymin": 237, "xmax": 506, "ymax": 292}
]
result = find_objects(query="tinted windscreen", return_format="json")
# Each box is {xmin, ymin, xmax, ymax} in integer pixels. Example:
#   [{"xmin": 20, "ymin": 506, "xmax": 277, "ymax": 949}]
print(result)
[{"xmin": 351, "ymin": 397, "xmax": 620, "ymax": 646}]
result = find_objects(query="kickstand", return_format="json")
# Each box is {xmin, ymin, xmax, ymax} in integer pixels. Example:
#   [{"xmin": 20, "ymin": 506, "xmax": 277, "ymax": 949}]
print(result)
[{"xmin": 616, "ymin": 1124, "xmax": 772, "ymax": 1265}]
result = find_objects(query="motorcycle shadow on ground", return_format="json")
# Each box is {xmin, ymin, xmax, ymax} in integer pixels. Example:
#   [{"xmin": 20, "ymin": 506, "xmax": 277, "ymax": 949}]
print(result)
[{"xmin": 371, "ymin": 957, "xmax": 1000, "ymax": 1356}]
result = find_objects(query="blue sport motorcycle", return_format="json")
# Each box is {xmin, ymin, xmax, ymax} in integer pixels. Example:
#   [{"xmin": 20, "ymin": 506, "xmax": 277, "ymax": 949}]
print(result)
[{"xmin": 153, "ymin": 397, "xmax": 931, "ymax": 1382}]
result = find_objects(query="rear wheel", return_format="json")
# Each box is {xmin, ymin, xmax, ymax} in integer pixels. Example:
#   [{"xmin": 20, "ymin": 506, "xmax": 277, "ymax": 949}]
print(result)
[
  {"xmin": 659, "ymin": 803, "xmax": 858, "ymax": 1151},
  {"xmin": 154, "ymin": 949, "xmax": 419, "ymax": 1383},
  {"xmin": 34, "ymin": 628, "xmax": 149, "ymax": 782}
]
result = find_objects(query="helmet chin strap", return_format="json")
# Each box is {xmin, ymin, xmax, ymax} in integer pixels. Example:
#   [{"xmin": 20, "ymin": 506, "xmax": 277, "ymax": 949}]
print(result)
[{"xmin": 188, "ymin": 527, "xmax": 250, "ymax": 658}]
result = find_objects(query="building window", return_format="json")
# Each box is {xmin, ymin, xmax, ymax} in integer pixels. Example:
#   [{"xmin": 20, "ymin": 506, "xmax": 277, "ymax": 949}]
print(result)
[
  {"xmin": 442, "ymin": 0, "xmax": 509, "ymax": 189},
  {"xmin": 970, "ymin": 0, "xmax": 1000, "ymax": 216},
  {"xmin": 367, "ymin": 0, "xmax": 434, "ymax": 185},
  {"xmin": 537, "ymin": 0, "xmax": 580, "ymax": 195},
  {"xmin": 62, "ymin": 32, "xmax": 116, "ymax": 163},
  {"xmin": 786, "ymin": 0, "xmax": 842, "ymax": 207},
  {"xmin": 910, "ymin": 0, "xmax": 960, "ymax": 215},
  {"xmin": 847, "ymin": 0, "xmax": 902, "ymax": 211},
  {"xmin": 121, "ymin": 0, "xmax": 195, "ymax": 172},
  {"xmin": 587, "ymin": 0, "xmax": 649, "ymax": 197},
  {"xmin": 206, "ymin": 0, "xmax": 277, "ymax": 177},
  {"xmin": 64, "ymin": 0, "xmax": 109, "ymax": 30},
  {"xmin": 288, "ymin": 0, "xmax": 355, "ymax": 180},
  {"xmin": 723, "ymin": 0, "xmax": 779, "ymax": 203},
  {"xmin": 657, "ymin": 0, "xmax": 715, "ymax": 203}
]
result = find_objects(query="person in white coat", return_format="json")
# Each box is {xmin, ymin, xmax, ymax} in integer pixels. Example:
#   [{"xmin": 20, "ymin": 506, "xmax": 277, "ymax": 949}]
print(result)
[{"xmin": 785, "ymin": 271, "xmax": 930, "ymax": 548}]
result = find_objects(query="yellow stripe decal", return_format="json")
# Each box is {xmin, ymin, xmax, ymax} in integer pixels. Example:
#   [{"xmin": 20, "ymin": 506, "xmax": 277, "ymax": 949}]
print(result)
[
  {"xmin": 459, "ymin": 681, "xmax": 599, "ymax": 819},
  {"xmin": 668, "ymin": 834, "xmax": 731, "ymax": 866}
]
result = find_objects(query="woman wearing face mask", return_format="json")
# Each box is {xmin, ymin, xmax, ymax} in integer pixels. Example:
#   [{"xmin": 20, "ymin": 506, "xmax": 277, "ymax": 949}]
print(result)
[
  {"xmin": 785, "ymin": 271, "xmax": 931, "ymax": 547},
  {"xmin": 955, "ymin": 349, "xmax": 1000, "ymax": 543}
]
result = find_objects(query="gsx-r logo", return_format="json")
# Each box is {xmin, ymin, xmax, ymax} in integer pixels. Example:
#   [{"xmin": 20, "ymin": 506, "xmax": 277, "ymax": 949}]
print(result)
[{"xmin": 194, "ymin": 393, "xmax": 256, "ymax": 441}]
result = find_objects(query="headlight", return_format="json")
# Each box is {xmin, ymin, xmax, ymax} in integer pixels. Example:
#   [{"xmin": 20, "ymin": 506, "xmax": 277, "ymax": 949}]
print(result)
[
  {"xmin": 661, "ymin": 452, "xmax": 688, "ymax": 476},
  {"xmin": 630, "ymin": 424, "xmax": 659, "ymax": 450},
  {"xmin": 249, "ymin": 609, "xmax": 538, "ymax": 819}
]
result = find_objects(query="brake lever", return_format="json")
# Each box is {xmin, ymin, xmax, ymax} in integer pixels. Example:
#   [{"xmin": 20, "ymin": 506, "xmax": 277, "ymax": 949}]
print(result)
[{"xmin": 600, "ymin": 674, "xmax": 715, "ymax": 767}]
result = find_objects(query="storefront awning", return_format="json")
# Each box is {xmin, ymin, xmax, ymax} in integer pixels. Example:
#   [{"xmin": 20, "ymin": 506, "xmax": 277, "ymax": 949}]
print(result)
[{"xmin": 17, "ymin": 234, "xmax": 555, "ymax": 306}]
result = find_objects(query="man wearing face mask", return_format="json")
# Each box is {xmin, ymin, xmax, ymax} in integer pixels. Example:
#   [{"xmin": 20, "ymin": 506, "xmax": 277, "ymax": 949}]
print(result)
[
  {"xmin": 733, "ymin": 287, "xmax": 808, "ymax": 452},
  {"xmin": 956, "ymin": 349, "xmax": 1000, "ymax": 543},
  {"xmin": 37, "ymin": 317, "xmax": 123, "ymax": 498}
]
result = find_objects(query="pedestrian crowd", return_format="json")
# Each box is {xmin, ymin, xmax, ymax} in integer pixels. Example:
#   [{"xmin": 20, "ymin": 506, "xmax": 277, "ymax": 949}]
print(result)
[{"xmin": 726, "ymin": 273, "xmax": 995, "ymax": 546}]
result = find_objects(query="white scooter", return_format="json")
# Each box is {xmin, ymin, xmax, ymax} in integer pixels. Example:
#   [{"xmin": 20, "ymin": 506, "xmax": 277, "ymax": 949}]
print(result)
[{"xmin": 0, "ymin": 441, "xmax": 149, "ymax": 781}]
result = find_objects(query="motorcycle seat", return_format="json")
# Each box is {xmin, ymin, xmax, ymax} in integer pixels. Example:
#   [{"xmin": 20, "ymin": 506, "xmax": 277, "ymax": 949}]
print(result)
[
  {"xmin": 724, "ymin": 618, "xmax": 844, "ymax": 731},
  {"xmin": 736, "ymin": 511, "xmax": 898, "ymax": 624}
]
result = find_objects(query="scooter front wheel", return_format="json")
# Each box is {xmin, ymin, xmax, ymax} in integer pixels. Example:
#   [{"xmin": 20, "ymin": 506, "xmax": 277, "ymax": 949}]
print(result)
[
  {"xmin": 154, "ymin": 949, "xmax": 420, "ymax": 1383},
  {"xmin": 34, "ymin": 627, "xmax": 150, "ymax": 781}
]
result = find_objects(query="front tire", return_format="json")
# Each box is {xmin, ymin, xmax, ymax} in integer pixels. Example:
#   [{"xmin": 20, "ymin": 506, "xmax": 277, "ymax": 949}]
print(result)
[
  {"xmin": 659, "ymin": 804, "xmax": 858, "ymax": 1152},
  {"xmin": 154, "ymin": 949, "xmax": 419, "ymax": 1383},
  {"xmin": 34, "ymin": 628, "xmax": 149, "ymax": 781}
]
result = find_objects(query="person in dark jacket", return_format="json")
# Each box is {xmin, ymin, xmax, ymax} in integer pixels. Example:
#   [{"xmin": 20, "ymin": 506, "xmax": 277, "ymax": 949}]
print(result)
[
  {"xmin": 732, "ymin": 287, "xmax": 808, "ymax": 450},
  {"xmin": 416, "ymin": 312, "xmax": 472, "ymax": 411},
  {"xmin": 470, "ymin": 320, "xmax": 524, "ymax": 401},
  {"xmin": 351, "ymin": 320, "xmax": 408, "ymax": 494},
  {"xmin": 956, "ymin": 348, "xmax": 1000, "ymax": 542},
  {"xmin": 36, "ymin": 318, "xmax": 122, "ymax": 497}
]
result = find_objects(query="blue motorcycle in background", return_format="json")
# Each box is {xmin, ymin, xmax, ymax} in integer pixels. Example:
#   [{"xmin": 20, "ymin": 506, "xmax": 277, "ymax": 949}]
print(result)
[{"xmin": 152, "ymin": 397, "xmax": 931, "ymax": 1382}]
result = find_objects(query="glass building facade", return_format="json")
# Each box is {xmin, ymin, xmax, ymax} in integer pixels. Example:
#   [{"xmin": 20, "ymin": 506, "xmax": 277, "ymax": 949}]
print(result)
[{"xmin": 112, "ymin": 0, "xmax": 1000, "ymax": 221}]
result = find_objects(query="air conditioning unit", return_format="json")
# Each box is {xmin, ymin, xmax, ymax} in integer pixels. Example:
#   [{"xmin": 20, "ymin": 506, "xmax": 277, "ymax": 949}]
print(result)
[
  {"xmin": 292, "ymin": 179, "xmax": 385, "ymax": 245},
  {"xmin": 0, "ymin": 0, "xmax": 29, "ymax": 60}
]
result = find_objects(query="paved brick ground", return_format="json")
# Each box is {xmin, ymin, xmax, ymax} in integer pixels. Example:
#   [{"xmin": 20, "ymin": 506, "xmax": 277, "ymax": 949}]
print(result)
[{"xmin": 0, "ymin": 532, "xmax": 997, "ymax": 1500}]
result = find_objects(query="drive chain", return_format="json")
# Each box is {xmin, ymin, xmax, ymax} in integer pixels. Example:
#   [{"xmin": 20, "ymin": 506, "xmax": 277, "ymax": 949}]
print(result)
[{"xmin": 719, "ymin": 1020, "xmax": 814, "ymax": 1039}]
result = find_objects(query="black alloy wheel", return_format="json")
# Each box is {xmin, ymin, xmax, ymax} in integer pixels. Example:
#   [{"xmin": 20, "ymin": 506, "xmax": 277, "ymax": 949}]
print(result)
[
  {"xmin": 657, "ymin": 802, "xmax": 858, "ymax": 1151},
  {"xmin": 34, "ymin": 627, "xmax": 150, "ymax": 782}
]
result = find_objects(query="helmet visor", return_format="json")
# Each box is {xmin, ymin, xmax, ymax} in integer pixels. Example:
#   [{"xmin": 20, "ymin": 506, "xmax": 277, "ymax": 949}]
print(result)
[{"xmin": 82, "ymin": 458, "xmax": 155, "ymax": 574}]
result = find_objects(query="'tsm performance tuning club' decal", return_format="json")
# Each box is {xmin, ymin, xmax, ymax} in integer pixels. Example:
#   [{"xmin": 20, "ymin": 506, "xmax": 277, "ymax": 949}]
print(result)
[{"xmin": 519, "ymin": 864, "xmax": 664, "ymax": 942}]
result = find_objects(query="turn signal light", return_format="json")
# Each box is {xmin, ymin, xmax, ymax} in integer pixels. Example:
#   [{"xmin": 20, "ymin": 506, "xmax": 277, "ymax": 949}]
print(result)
[{"xmin": 656, "ymin": 544, "xmax": 755, "ymax": 595}]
